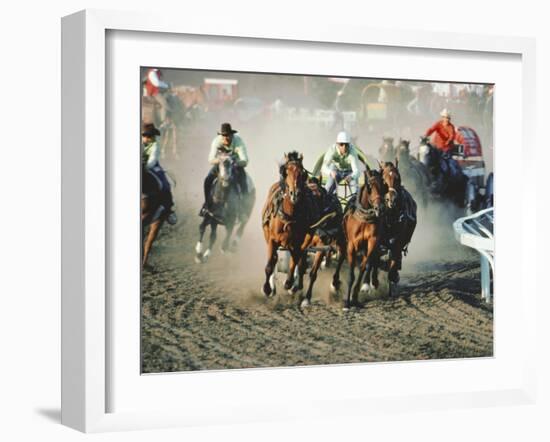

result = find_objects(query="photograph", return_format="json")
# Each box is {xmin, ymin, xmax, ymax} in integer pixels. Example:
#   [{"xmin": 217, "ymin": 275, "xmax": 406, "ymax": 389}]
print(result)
[{"xmin": 140, "ymin": 67, "xmax": 494, "ymax": 373}]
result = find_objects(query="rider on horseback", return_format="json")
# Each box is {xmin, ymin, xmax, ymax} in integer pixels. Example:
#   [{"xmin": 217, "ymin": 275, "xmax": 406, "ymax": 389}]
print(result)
[
  {"xmin": 142, "ymin": 123, "xmax": 177, "ymax": 225},
  {"xmin": 203, "ymin": 123, "xmax": 249, "ymax": 213},
  {"xmin": 321, "ymin": 131, "xmax": 361, "ymax": 195},
  {"xmin": 143, "ymin": 68, "xmax": 172, "ymax": 125}
]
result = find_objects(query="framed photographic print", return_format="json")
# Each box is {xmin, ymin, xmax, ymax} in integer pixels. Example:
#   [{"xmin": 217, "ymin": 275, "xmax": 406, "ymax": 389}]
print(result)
[{"xmin": 61, "ymin": 9, "xmax": 537, "ymax": 433}]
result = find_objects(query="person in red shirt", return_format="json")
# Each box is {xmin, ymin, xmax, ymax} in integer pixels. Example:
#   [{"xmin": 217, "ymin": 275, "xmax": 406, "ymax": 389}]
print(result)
[
  {"xmin": 425, "ymin": 109, "xmax": 456, "ymax": 153},
  {"xmin": 144, "ymin": 68, "xmax": 171, "ymax": 123}
]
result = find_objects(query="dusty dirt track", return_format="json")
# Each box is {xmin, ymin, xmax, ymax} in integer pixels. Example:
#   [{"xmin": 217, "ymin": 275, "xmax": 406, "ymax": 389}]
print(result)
[{"xmin": 141, "ymin": 209, "xmax": 493, "ymax": 373}]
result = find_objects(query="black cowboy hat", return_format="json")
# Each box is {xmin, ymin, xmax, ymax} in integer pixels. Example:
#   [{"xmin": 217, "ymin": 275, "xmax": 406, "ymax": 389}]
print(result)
[
  {"xmin": 218, "ymin": 122, "xmax": 237, "ymax": 136},
  {"xmin": 142, "ymin": 123, "xmax": 160, "ymax": 137}
]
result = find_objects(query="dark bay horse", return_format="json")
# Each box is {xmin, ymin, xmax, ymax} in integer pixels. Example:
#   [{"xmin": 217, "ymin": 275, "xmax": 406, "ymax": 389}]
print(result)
[
  {"xmin": 195, "ymin": 153, "xmax": 255, "ymax": 263},
  {"xmin": 418, "ymin": 136, "xmax": 468, "ymax": 207},
  {"xmin": 261, "ymin": 152, "xmax": 309, "ymax": 297},
  {"xmin": 342, "ymin": 166, "xmax": 385, "ymax": 311},
  {"xmin": 378, "ymin": 136, "xmax": 396, "ymax": 163},
  {"xmin": 395, "ymin": 139, "xmax": 430, "ymax": 208},
  {"xmin": 380, "ymin": 161, "xmax": 417, "ymax": 283},
  {"xmin": 141, "ymin": 167, "xmax": 169, "ymax": 269},
  {"xmin": 298, "ymin": 181, "xmax": 347, "ymax": 308}
]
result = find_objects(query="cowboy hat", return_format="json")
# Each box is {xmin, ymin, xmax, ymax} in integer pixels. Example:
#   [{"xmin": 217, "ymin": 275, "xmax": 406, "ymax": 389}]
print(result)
[
  {"xmin": 440, "ymin": 108, "xmax": 451, "ymax": 118},
  {"xmin": 218, "ymin": 122, "xmax": 238, "ymax": 136},
  {"xmin": 142, "ymin": 123, "xmax": 160, "ymax": 137}
]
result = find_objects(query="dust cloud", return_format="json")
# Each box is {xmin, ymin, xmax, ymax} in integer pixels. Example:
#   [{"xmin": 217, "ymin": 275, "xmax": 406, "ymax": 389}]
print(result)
[{"xmin": 147, "ymin": 68, "xmax": 492, "ymax": 295}]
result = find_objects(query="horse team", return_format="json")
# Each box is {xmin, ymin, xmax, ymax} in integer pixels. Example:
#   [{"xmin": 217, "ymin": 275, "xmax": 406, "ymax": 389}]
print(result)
[{"xmin": 261, "ymin": 151, "xmax": 417, "ymax": 311}]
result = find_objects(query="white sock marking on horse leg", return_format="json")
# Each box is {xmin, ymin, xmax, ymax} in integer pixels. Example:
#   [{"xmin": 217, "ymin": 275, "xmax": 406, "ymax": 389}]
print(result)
[
  {"xmin": 360, "ymin": 283, "xmax": 370, "ymax": 293},
  {"xmin": 195, "ymin": 241, "xmax": 203, "ymax": 254}
]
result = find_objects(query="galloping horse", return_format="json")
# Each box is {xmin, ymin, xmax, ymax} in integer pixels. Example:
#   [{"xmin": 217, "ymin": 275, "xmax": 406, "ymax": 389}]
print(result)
[
  {"xmin": 195, "ymin": 152, "xmax": 255, "ymax": 263},
  {"xmin": 378, "ymin": 136, "xmax": 396, "ymax": 163},
  {"xmin": 261, "ymin": 152, "xmax": 309, "ymax": 297},
  {"xmin": 142, "ymin": 166, "xmax": 170, "ymax": 269},
  {"xmin": 395, "ymin": 139, "xmax": 430, "ymax": 208},
  {"xmin": 342, "ymin": 166, "xmax": 385, "ymax": 311},
  {"xmin": 298, "ymin": 181, "xmax": 347, "ymax": 308},
  {"xmin": 380, "ymin": 161, "xmax": 417, "ymax": 283},
  {"xmin": 418, "ymin": 136, "xmax": 468, "ymax": 207}
]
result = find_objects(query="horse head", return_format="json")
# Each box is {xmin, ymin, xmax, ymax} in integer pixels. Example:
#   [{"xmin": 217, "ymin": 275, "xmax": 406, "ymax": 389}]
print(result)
[
  {"xmin": 282, "ymin": 151, "xmax": 305, "ymax": 205},
  {"xmin": 362, "ymin": 164, "xmax": 384, "ymax": 217},
  {"xmin": 379, "ymin": 136, "xmax": 395, "ymax": 162},
  {"xmin": 397, "ymin": 139, "xmax": 411, "ymax": 163},
  {"xmin": 418, "ymin": 136, "xmax": 439, "ymax": 171},
  {"xmin": 216, "ymin": 150, "xmax": 236, "ymax": 189},
  {"xmin": 381, "ymin": 161, "xmax": 402, "ymax": 210}
]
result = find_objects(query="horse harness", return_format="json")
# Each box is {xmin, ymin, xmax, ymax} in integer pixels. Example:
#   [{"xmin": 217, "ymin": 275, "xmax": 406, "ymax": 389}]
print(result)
[{"xmin": 348, "ymin": 176, "xmax": 382, "ymax": 224}]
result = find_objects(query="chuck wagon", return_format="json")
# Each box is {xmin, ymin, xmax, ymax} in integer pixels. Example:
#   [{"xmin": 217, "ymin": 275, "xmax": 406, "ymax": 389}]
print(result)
[{"xmin": 453, "ymin": 126, "xmax": 494, "ymax": 214}]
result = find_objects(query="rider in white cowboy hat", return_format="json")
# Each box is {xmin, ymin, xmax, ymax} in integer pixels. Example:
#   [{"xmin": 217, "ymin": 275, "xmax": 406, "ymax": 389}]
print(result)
[
  {"xmin": 425, "ymin": 108, "xmax": 457, "ymax": 153},
  {"xmin": 321, "ymin": 131, "xmax": 361, "ymax": 195}
]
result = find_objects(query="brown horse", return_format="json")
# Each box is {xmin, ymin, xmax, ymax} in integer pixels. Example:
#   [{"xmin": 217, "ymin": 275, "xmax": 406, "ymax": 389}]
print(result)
[
  {"xmin": 261, "ymin": 152, "xmax": 309, "ymax": 297},
  {"xmin": 342, "ymin": 166, "xmax": 385, "ymax": 311},
  {"xmin": 141, "ymin": 168, "xmax": 168, "ymax": 269},
  {"xmin": 380, "ymin": 161, "xmax": 417, "ymax": 283}
]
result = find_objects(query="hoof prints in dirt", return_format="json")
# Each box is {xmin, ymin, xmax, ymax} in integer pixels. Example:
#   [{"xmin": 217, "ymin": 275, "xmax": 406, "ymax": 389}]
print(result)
[{"xmin": 141, "ymin": 220, "xmax": 492, "ymax": 373}]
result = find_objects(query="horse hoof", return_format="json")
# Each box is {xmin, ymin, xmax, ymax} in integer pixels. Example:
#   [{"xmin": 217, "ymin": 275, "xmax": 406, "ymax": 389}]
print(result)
[
  {"xmin": 262, "ymin": 283, "xmax": 272, "ymax": 297},
  {"xmin": 360, "ymin": 283, "xmax": 370, "ymax": 294},
  {"xmin": 194, "ymin": 255, "xmax": 203, "ymax": 264},
  {"xmin": 203, "ymin": 249, "xmax": 211, "ymax": 261},
  {"xmin": 283, "ymin": 280, "xmax": 293, "ymax": 290},
  {"xmin": 301, "ymin": 298, "xmax": 311, "ymax": 308}
]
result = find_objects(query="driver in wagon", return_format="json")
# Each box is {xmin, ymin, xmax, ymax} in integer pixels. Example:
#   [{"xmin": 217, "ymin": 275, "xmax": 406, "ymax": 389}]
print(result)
[
  {"xmin": 424, "ymin": 108, "xmax": 457, "ymax": 154},
  {"xmin": 321, "ymin": 131, "xmax": 361, "ymax": 195},
  {"xmin": 202, "ymin": 122, "xmax": 249, "ymax": 211}
]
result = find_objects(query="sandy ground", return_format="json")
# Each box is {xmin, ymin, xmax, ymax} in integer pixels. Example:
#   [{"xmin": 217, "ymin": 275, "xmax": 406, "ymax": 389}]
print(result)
[{"xmin": 141, "ymin": 204, "xmax": 493, "ymax": 373}]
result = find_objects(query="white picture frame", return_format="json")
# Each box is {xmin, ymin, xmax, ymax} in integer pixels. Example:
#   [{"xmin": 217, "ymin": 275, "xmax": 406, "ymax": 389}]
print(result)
[{"xmin": 61, "ymin": 9, "xmax": 537, "ymax": 433}]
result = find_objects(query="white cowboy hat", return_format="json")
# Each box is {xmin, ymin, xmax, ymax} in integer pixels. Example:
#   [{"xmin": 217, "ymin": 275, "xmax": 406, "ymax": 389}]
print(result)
[{"xmin": 440, "ymin": 108, "xmax": 451, "ymax": 118}]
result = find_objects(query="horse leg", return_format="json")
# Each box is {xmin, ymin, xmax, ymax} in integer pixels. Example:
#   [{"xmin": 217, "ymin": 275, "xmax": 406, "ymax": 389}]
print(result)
[
  {"xmin": 284, "ymin": 250, "xmax": 301, "ymax": 293},
  {"xmin": 221, "ymin": 220, "xmax": 235, "ymax": 253},
  {"xmin": 330, "ymin": 237, "xmax": 346, "ymax": 294},
  {"xmin": 262, "ymin": 241, "xmax": 278, "ymax": 297},
  {"xmin": 344, "ymin": 245, "xmax": 356, "ymax": 311},
  {"xmin": 293, "ymin": 250, "xmax": 307, "ymax": 293},
  {"xmin": 354, "ymin": 253, "xmax": 369, "ymax": 305},
  {"xmin": 142, "ymin": 220, "xmax": 163, "ymax": 268},
  {"xmin": 205, "ymin": 222, "xmax": 218, "ymax": 261},
  {"xmin": 389, "ymin": 240, "xmax": 400, "ymax": 283},
  {"xmin": 302, "ymin": 251, "xmax": 324, "ymax": 307},
  {"xmin": 195, "ymin": 217, "xmax": 209, "ymax": 263}
]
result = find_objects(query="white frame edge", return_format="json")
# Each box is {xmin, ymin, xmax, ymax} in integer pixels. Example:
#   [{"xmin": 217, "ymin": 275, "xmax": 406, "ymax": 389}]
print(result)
[{"xmin": 61, "ymin": 9, "xmax": 537, "ymax": 433}]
